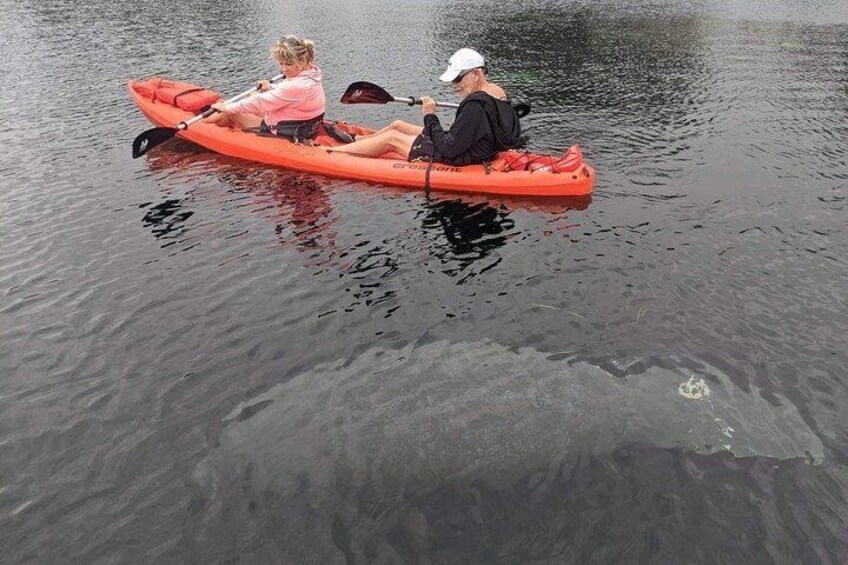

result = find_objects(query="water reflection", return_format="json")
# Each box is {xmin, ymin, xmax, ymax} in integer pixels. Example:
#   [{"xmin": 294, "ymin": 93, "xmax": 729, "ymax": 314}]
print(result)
[
  {"xmin": 140, "ymin": 140, "xmax": 592, "ymax": 285},
  {"xmin": 141, "ymin": 143, "xmax": 338, "ymax": 262},
  {"xmin": 421, "ymin": 197, "xmax": 514, "ymax": 277},
  {"xmin": 224, "ymin": 169, "xmax": 338, "ymax": 262},
  {"xmin": 139, "ymin": 198, "xmax": 194, "ymax": 244},
  {"xmin": 419, "ymin": 194, "xmax": 589, "ymax": 284}
]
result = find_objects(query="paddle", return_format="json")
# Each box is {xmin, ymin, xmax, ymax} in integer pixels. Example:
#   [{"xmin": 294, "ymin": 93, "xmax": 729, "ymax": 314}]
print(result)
[
  {"xmin": 340, "ymin": 81, "xmax": 459, "ymax": 109},
  {"xmin": 339, "ymin": 81, "xmax": 532, "ymax": 117},
  {"xmin": 132, "ymin": 74, "xmax": 285, "ymax": 158}
]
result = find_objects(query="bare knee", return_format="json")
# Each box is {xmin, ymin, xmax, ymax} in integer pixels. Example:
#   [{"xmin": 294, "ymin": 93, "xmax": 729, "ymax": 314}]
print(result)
[
  {"xmin": 386, "ymin": 130, "xmax": 405, "ymax": 145},
  {"xmin": 205, "ymin": 112, "xmax": 227, "ymax": 125},
  {"xmin": 232, "ymin": 113, "xmax": 261, "ymax": 130},
  {"xmin": 385, "ymin": 131, "xmax": 414, "ymax": 154}
]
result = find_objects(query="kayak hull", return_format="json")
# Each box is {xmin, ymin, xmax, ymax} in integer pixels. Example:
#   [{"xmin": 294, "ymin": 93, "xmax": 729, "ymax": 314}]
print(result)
[{"xmin": 128, "ymin": 79, "xmax": 595, "ymax": 197}]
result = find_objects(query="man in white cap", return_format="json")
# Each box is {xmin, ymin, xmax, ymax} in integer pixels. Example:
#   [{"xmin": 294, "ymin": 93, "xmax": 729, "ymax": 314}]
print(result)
[{"xmin": 329, "ymin": 48, "xmax": 525, "ymax": 166}]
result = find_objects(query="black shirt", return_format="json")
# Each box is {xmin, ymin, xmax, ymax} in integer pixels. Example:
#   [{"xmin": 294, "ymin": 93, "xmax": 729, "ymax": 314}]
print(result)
[{"xmin": 423, "ymin": 91, "xmax": 524, "ymax": 167}]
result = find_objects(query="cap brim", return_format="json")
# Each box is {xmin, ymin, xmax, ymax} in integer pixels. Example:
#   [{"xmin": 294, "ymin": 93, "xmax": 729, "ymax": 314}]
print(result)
[{"xmin": 439, "ymin": 67, "xmax": 462, "ymax": 82}]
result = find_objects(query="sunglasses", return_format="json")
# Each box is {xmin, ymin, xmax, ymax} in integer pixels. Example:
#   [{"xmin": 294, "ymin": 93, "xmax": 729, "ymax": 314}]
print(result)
[{"xmin": 452, "ymin": 68, "xmax": 476, "ymax": 84}]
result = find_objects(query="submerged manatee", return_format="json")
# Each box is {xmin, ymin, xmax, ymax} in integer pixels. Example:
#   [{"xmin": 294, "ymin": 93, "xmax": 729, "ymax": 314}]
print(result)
[{"xmin": 192, "ymin": 340, "xmax": 823, "ymax": 563}]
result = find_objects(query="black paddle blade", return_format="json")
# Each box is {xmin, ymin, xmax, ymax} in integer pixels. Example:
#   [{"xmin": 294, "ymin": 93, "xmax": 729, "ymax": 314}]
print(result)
[
  {"xmin": 132, "ymin": 127, "xmax": 178, "ymax": 158},
  {"xmin": 340, "ymin": 81, "xmax": 393, "ymax": 105}
]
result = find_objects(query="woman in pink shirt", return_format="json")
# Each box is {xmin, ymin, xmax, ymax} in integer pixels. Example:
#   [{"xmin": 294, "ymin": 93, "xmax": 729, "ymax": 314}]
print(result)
[{"xmin": 207, "ymin": 35, "xmax": 326, "ymax": 141}]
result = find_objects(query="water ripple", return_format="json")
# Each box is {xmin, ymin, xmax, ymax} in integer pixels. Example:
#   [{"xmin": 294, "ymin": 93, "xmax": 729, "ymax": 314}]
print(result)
[{"xmin": 1, "ymin": 0, "xmax": 847, "ymax": 563}]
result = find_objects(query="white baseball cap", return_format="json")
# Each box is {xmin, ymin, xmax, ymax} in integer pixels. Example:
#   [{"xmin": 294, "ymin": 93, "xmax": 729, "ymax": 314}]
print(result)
[{"xmin": 439, "ymin": 48, "xmax": 486, "ymax": 82}]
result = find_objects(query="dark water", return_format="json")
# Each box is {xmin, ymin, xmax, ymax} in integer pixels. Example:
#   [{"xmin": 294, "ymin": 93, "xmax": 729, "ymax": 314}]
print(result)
[{"xmin": 1, "ymin": 0, "xmax": 847, "ymax": 562}]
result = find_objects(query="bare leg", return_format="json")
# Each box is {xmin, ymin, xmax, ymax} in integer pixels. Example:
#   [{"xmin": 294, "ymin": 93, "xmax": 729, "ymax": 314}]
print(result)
[
  {"xmin": 357, "ymin": 120, "xmax": 423, "ymax": 140},
  {"xmin": 229, "ymin": 113, "xmax": 263, "ymax": 130},
  {"xmin": 204, "ymin": 112, "xmax": 262, "ymax": 130},
  {"xmin": 327, "ymin": 129, "xmax": 418, "ymax": 158}
]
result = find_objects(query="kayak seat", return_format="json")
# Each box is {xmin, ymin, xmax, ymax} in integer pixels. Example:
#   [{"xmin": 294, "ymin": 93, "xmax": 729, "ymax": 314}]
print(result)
[
  {"xmin": 319, "ymin": 121, "xmax": 355, "ymax": 144},
  {"xmin": 243, "ymin": 120, "xmax": 355, "ymax": 147}
]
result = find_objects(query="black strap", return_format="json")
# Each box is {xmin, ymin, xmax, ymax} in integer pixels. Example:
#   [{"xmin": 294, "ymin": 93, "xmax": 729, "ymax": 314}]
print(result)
[
  {"xmin": 172, "ymin": 87, "xmax": 206, "ymax": 106},
  {"xmin": 424, "ymin": 137, "xmax": 435, "ymax": 194},
  {"xmin": 271, "ymin": 113, "xmax": 325, "ymax": 130},
  {"xmin": 424, "ymin": 161, "xmax": 434, "ymax": 195},
  {"xmin": 271, "ymin": 113, "xmax": 325, "ymax": 142},
  {"xmin": 151, "ymin": 78, "xmax": 169, "ymax": 103}
]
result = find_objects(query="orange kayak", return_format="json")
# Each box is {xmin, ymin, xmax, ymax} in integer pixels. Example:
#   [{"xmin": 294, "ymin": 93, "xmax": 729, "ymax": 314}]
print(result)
[{"xmin": 128, "ymin": 78, "xmax": 595, "ymax": 197}]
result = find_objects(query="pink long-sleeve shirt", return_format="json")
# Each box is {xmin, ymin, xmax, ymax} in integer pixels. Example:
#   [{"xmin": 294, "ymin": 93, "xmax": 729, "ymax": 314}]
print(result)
[{"xmin": 225, "ymin": 65, "xmax": 325, "ymax": 124}]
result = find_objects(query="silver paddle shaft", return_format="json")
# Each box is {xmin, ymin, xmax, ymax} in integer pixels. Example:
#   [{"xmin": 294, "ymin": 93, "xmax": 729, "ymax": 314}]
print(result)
[
  {"xmin": 392, "ymin": 96, "xmax": 459, "ymax": 109},
  {"xmin": 178, "ymin": 73, "xmax": 287, "ymax": 130}
]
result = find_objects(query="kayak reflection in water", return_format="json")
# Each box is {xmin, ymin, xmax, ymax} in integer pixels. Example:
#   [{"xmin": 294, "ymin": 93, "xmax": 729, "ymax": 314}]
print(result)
[
  {"xmin": 141, "ymin": 147, "xmax": 338, "ymax": 263},
  {"xmin": 204, "ymin": 35, "xmax": 327, "ymax": 142},
  {"xmin": 328, "ymin": 48, "xmax": 526, "ymax": 166}
]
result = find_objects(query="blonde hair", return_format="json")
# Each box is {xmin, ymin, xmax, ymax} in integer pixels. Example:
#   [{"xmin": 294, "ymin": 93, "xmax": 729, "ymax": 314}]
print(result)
[{"xmin": 270, "ymin": 35, "xmax": 316, "ymax": 67}]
